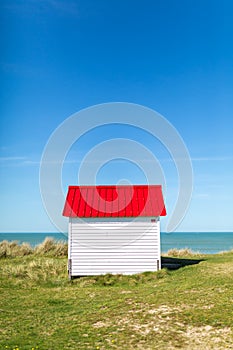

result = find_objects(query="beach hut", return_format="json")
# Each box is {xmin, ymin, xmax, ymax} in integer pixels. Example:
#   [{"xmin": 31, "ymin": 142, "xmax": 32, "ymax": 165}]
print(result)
[{"xmin": 62, "ymin": 185, "xmax": 166, "ymax": 278}]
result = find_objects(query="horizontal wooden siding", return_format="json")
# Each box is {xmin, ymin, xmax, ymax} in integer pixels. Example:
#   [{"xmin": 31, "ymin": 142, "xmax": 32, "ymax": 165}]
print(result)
[{"xmin": 69, "ymin": 218, "xmax": 161, "ymax": 276}]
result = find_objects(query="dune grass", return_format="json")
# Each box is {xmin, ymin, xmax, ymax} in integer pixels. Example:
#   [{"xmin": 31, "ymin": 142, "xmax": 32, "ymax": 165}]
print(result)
[
  {"xmin": 0, "ymin": 237, "xmax": 68, "ymax": 258},
  {"xmin": 165, "ymin": 247, "xmax": 203, "ymax": 257},
  {"xmin": 0, "ymin": 240, "xmax": 233, "ymax": 349}
]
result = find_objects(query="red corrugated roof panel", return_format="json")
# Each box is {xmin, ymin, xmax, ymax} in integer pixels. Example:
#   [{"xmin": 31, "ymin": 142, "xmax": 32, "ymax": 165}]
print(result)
[{"xmin": 62, "ymin": 185, "xmax": 166, "ymax": 218}]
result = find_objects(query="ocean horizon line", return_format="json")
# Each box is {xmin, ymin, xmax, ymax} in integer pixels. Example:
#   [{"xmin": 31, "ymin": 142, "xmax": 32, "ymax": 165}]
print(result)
[
  {"xmin": 1, "ymin": 231, "xmax": 233, "ymax": 234},
  {"xmin": 0, "ymin": 231, "xmax": 233, "ymax": 255}
]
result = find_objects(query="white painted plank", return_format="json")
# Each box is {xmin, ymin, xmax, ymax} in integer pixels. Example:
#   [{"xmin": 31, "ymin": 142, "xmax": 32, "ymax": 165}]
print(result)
[
  {"xmin": 71, "ymin": 268, "xmax": 157, "ymax": 275},
  {"xmin": 70, "ymin": 252, "xmax": 159, "ymax": 257},
  {"xmin": 71, "ymin": 217, "xmax": 159, "ymax": 224}
]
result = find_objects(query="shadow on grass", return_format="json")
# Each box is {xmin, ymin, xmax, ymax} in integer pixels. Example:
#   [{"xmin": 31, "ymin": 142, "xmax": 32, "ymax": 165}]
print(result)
[{"xmin": 161, "ymin": 256, "xmax": 205, "ymax": 270}]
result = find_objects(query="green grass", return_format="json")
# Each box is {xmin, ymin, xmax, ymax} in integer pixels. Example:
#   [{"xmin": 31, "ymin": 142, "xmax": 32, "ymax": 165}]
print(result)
[{"xmin": 0, "ymin": 241, "xmax": 233, "ymax": 349}]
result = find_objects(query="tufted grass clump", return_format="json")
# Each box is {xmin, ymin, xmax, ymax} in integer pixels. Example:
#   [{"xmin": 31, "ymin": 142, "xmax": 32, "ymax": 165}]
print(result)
[
  {"xmin": 0, "ymin": 240, "xmax": 33, "ymax": 258},
  {"xmin": 1, "ymin": 257, "xmax": 67, "ymax": 284},
  {"xmin": 165, "ymin": 248, "xmax": 202, "ymax": 257},
  {"xmin": 34, "ymin": 237, "xmax": 68, "ymax": 257},
  {"xmin": 0, "ymin": 238, "xmax": 68, "ymax": 258}
]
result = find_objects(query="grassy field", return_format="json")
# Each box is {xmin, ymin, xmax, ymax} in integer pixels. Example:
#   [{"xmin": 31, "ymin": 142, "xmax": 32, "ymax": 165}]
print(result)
[{"xmin": 0, "ymin": 239, "xmax": 233, "ymax": 349}]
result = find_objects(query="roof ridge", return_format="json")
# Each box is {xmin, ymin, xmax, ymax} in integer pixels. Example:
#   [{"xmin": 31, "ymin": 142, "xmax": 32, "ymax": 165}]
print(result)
[{"xmin": 68, "ymin": 184, "xmax": 162, "ymax": 189}]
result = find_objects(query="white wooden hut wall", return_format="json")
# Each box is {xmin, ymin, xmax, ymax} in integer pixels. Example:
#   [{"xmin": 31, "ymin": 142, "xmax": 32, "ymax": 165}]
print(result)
[{"xmin": 68, "ymin": 217, "xmax": 161, "ymax": 277}]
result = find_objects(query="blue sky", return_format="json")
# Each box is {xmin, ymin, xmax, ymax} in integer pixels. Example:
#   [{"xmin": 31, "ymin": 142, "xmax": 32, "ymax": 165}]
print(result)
[{"xmin": 1, "ymin": 0, "xmax": 233, "ymax": 232}]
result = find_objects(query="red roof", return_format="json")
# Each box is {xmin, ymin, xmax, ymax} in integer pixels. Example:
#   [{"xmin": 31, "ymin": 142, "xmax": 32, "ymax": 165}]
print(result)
[{"xmin": 63, "ymin": 185, "xmax": 166, "ymax": 218}]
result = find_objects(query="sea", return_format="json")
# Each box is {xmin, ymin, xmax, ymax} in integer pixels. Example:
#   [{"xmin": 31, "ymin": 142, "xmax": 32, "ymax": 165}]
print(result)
[{"xmin": 0, "ymin": 231, "xmax": 233, "ymax": 254}]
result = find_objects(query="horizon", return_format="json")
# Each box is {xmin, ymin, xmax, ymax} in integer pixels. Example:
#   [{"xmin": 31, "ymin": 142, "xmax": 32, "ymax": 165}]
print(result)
[{"xmin": 1, "ymin": 230, "xmax": 233, "ymax": 234}]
